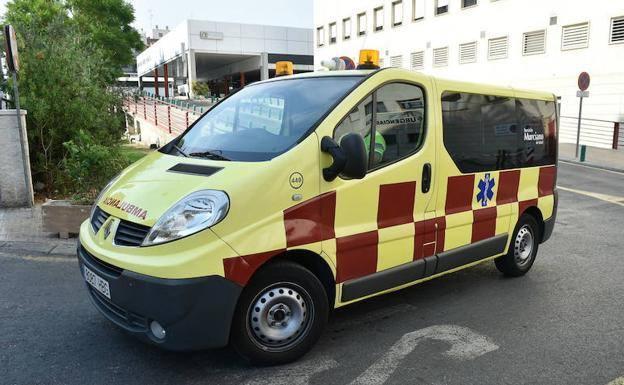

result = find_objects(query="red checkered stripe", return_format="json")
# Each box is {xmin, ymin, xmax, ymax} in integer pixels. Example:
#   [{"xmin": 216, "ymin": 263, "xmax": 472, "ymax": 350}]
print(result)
[{"xmin": 223, "ymin": 165, "xmax": 556, "ymax": 287}]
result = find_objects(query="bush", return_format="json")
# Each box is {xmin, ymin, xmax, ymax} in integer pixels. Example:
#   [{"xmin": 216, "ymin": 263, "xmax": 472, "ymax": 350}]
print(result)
[
  {"xmin": 192, "ymin": 81, "xmax": 210, "ymax": 98},
  {"xmin": 63, "ymin": 131, "xmax": 133, "ymax": 204}
]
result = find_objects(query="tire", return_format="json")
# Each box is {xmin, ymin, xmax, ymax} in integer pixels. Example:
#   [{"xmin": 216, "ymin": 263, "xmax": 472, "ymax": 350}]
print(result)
[
  {"xmin": 495, "ymin": 214, "xmax": 541, "ymax": 277},
  {"xmin": 230, "ymin": 260, "xmax": 329, "ymax": 365}
]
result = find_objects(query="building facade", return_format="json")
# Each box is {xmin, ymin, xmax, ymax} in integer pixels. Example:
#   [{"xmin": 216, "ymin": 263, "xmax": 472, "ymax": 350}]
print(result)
[
  {"xmin": 314, "ymin": 0, "xmax": 624, "ymax": 149},
  {"xmin": 136, "ymin": 20, "xmax": 314, "ymax": 98}
]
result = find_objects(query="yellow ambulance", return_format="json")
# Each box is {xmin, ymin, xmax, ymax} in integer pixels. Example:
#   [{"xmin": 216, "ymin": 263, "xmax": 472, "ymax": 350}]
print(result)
[{"xmin": 78, "ymin": 52, "xmax": 558, "ymax": 365}]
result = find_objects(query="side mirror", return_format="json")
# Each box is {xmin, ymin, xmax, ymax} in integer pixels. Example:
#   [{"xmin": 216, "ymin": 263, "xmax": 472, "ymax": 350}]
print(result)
[{"xmin": 321, "ymin": 133, "xmax": 367, "ymax": 182}]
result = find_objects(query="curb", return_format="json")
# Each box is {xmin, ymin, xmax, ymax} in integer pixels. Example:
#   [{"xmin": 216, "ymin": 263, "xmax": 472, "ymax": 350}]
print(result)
[
  {"xmin": 559, "ymin": 159, "xmax": 624, "ymax": 174},
  {"xmin": 0, "ymin": 240, "xmax": 76, "ymax": 258}
]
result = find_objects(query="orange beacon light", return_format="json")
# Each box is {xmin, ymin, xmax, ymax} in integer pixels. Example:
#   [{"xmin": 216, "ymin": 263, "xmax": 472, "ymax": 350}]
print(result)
[
  {"xmin": 357, "ymin": 49, "xmax": 380, "ymax": 70},
  {"xmin": 275, "ymin": 61, "xmax": 294, "ymax": 77}
]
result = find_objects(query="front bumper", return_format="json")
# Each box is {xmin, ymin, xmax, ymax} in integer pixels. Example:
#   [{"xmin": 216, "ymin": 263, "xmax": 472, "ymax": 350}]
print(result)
[{"xmin": 77, "ymin": 242, "xmax": 242, "ymax": 351}]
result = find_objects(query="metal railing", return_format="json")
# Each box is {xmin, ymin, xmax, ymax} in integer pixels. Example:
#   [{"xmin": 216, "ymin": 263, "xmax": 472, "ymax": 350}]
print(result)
[
  {"xmin": 123, "ymin": 95, "xmax": 214, "ymax": 135},
  {"xmin": 559, "ymin": 116, "xmax": 622, "ymax": 150}
]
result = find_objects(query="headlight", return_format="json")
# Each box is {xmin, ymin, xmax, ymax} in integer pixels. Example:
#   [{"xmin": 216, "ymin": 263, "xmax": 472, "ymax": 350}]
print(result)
[{"xmin": 142, "ymin": 190, "xmax": 229, "ymax": 246}]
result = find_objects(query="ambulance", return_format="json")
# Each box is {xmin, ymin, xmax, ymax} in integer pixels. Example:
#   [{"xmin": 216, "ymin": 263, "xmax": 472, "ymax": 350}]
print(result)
[{"xmin": 78, "ymin": 51, "xmax": 558, "ymax": 365}]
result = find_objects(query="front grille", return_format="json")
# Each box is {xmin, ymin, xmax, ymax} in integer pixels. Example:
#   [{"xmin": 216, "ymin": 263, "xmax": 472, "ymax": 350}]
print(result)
[
  {"xmin": 91, "ymin": 206, "xmax": 110, "ymax": 233},
  {"xmin": 114, "ymin": 220, "xmax": 150, "ymax": 247},
  {"xmin": 79, "ymin": 245, "xmax": 123, "ymax": 277},
  {"xmin": 88, "ymin": 287, "xmax": 148, "ymax": 332}
]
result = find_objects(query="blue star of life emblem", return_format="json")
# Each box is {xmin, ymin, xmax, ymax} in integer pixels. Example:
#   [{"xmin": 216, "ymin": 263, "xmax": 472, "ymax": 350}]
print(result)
[{"xmin": 476, "ymin": 173, "xmax": 496, "ymax": 207}]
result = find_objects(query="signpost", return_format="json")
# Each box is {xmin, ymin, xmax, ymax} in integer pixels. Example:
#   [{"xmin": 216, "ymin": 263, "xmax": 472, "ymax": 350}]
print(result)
[
  {"xmin": 575, "ymin": 71, "xmax": 590, "ymax": 158},
  {"xmin": 4, "ymin": 24, "xmax": 33, "ymax": 206}
]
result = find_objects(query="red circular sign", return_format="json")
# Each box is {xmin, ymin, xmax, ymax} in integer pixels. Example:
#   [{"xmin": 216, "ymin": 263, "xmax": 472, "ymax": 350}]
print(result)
[{"xmin": 578, "ymin": 72, "xmax": 590, "ymax": 91}]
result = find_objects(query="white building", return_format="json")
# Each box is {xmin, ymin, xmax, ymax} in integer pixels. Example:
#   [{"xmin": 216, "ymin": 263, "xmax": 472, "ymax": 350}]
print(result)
[
  {"xmin": 136, "ymin": 20, "xmax": 314, "ymax": 98},
  {"xmin": 314, "ymin": 0, "xmax": 624, "ymax": 149}
]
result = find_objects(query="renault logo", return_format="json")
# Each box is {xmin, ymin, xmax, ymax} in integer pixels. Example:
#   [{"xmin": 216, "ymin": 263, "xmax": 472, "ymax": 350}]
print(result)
[{"xmin": 102, "ymin": 219, "xmax": 113, "ymax": 240}]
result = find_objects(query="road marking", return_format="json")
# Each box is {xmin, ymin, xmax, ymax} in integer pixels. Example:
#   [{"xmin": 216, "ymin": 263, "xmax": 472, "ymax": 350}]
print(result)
[
  {"xmin": 244, "ymin": 357, "xmax": 338, "ymax": 385},
  {"xmin": 349, "ymin": 325, "xmax": 499, "ymax": 385},
  {"xmin": 558, "ymin": 186, "xmax": 624, "ymax": 208},
  {"xmin": 559, "ymin": 160, "xmax": 624, "ymax": 176},
  {"xmin": 607, "ymin": 377, "xmax": 624, "ymax": 385},
  {"xmin": 0, "ymin": 253, "xmax": 75, "ymax": 263}
]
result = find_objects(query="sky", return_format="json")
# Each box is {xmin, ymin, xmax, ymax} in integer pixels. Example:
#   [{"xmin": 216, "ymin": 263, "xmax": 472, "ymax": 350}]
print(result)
[{"xmin": 0, "ymin": 0, "xmax": 313, "ymax": 33}]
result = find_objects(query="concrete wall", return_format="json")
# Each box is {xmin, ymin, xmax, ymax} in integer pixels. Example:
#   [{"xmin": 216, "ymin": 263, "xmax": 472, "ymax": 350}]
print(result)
[
  {"xmin": 0, "ymin": 110, "xmax": 33, "ymax": 207},
  {"xmin": 314, "ymin": 0, "xmax": 624, "ymax": 125}
]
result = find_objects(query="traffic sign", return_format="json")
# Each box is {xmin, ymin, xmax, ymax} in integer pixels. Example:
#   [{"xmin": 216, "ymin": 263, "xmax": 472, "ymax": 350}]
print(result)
[
  {"xmin": 578, "ymin": 72, "xmax": 590, "ymax": 91},
  {"xmin": 3, "ymin": 25, "xmax": 19, "ymax": 73},
  {"xmin": 576, "ymin": 90, "xmax": 589, "ymax": 98}
]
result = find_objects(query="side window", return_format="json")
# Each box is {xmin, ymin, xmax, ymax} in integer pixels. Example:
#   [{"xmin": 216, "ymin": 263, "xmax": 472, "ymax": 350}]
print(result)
[
  {"xmin": 482, "ymin": 96, "xmax": 521, "ymax": 170},
  {"xmin": 334, "ymin": 83, "xmax": 426, "ymax": 172},
  {"xmin": 441, "ymin": 92, "xmax": 487, "ymax": 172},
  {"xmin": 516, "ymin": 98, "xmax": 557, "ymax": 166},
  {"xmin": 442, "ymin": 91, "xmax": 556, "ymax": 173},
  {"xmin": 335, "ymin": 95, "xmax": 374, "ymax": 165},
  {"xmin": 373, "ymin": 83, "xmax": 425, "ymax": 168}
]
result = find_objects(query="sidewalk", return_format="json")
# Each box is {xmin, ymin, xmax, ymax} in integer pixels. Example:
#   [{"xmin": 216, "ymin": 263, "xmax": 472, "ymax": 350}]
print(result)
[
  {"xmin": 0, "ymin": 205, "xmax": 76, "ymax": 256},
  {"xmin": 559, "ymin": 143, "xmax": 624, "ymax": 173}
]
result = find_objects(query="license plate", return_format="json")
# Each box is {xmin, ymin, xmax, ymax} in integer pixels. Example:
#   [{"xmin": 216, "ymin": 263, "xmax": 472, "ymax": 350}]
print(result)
[{"xmin": 84, "ymin": 265, "xmax": 111, "ymax": 299}]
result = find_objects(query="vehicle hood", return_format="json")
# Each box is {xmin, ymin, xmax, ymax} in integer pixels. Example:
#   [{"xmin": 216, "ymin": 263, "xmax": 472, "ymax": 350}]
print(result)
[{"xmin": 95, "ymin": 151, "xmax": 269, "ymax": 227}]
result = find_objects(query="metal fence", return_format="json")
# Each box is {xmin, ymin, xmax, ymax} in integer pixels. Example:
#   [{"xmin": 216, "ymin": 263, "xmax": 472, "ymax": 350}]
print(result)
[{"xmin": 559, "ymin": 116, "xmax": 622, "ymax": 150}]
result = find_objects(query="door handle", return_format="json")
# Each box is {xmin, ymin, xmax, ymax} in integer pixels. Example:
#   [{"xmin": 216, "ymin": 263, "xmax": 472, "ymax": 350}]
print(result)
[{"xmin": 422, "ymin": 163, "xmax": 432, "ymax": 193}]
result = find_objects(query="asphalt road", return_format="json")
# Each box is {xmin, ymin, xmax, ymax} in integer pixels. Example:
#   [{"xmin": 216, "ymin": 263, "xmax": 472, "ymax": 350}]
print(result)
[{"xmin": 2, "ymin": 162, "xmax": 624, "ymax": 385}]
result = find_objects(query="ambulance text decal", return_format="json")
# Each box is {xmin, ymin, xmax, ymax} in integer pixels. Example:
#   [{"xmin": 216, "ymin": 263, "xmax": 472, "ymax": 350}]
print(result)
[{"xmin": 103, "ymin": 197, "xmax": 148, "ymax": 220}]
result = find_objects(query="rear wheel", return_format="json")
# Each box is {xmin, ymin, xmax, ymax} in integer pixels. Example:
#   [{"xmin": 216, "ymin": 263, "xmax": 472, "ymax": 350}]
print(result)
[
  {"xmin": 495, "ymin": 214, "xmax": 540, "ymax": 277},
  {"xmin": 230, "ymin": 260, "xmax": 329, "ymax": 365}
]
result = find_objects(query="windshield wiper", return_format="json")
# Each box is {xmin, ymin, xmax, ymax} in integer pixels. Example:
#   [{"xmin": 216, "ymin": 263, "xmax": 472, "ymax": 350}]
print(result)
[
  {"xmin": 188, "ymin": 150, "xmax": 231, "ymax": 161},
  {"xmin": 172, "ymin": 143, "xmax": 188, "ymax": 157}
]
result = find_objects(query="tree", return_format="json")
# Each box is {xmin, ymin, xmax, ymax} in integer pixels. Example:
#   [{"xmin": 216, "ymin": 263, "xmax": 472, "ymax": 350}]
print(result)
[
  {"xmin": 3, "ymin": 0, "xmax": 133, "ymax": 194},
  {"xmin": 68, "ymin": 0, "xmax": 144, "ymax": 81}
]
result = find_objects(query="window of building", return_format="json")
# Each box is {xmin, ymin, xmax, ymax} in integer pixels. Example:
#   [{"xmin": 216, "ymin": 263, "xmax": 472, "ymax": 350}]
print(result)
[
  {"xmin": 435, "ymin": 0, "xmax": 449, "ymax": 15},
  {"xmin": 459, "ymin": 41, "xmax": 478, "ymax": 63},
  {"xmin": 610, "ymin": 16, "xmax": 624, "ymax": 44},
  {"xmin": 523, "ymin": 30, "xmax": 546, "ymax": 55},
  {"xmin": 316, "ymin": 26, "xmax": 325, "ymax": 47},
  {"xmin": 413, "ymin": 0, "xmax": 425, "ymax": 20},
  {"xmin": 441, "ymin": 91, "xmax": 557, "ymax": 173},
  {"xmin": 343, "ymin": 18, "xmax": 352, "ymax": 40},
  {"xmin": 357, "ymin": 12, "xmax": 367, "ymax": 36},
  {"xmin": 390, "ymin": 55, "xmax": 403, "ymax": 68},
  {"xmin": 374, "ymin": 6, "xmax": 384, "ymax": 31},
  {"xmin": 335, "ymin": 83, "xmax": 426, "ymax": 171},
  {"xmin": 379, "ymin": 57, "xmax": 385, "ymax": 68},
  {"xmin": 433, "ymin": 47, "xmax": 449, "ymax": 67},
  {"xmin": 462, "ymin": 0, "xmax": 477, "ymax": 8},
  {"xmin": 392, "ymin": 1, "xmax": 403, "ymax": 26},
  {"xmin": 561, "ymin": 22, "xmax": 589, "ymax": 50},
  {"xmin": 410, "ymin": 51, "xmax": 425, "ymax": 70},
  {"xmin": 329, "ymin": 22, "xmax": 337, "ymax": 44},
  {"xmin": 488, "ymin": 36, "xmax": 508, "ymax": 59}
]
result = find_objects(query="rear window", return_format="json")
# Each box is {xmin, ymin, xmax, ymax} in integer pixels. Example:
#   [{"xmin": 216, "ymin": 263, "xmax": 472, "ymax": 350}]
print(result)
[{"xmin": 441, "ymin": 91, "xmax": 556, "ymax": 173}]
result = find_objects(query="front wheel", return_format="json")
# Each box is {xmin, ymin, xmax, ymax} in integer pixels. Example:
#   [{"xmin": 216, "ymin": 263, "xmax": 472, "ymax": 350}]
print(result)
[
  {"xmin": 230, "ymin": 260, "xmax": 329, "ymax": 365},
  {"xmin": 495, "ymin": 214, "xmax": 540, "ymax": 277}
]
